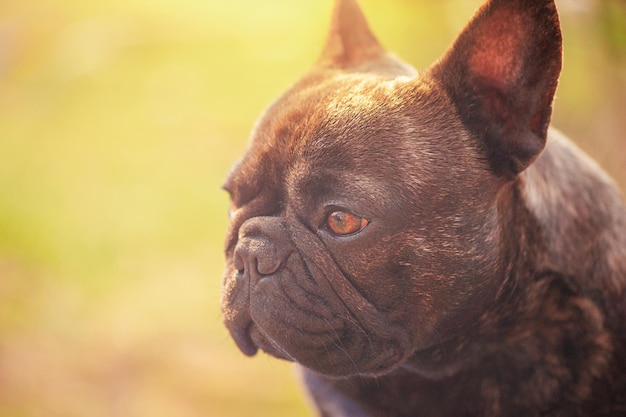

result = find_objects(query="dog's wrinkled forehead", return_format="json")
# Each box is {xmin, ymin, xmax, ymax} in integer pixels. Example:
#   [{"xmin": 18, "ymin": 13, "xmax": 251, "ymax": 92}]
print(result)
[
  {"xmin": 261, "ymin": 74, "xmax": 414, "ymax": 165},
  {"xmin": 225, "ymin": 71, "xmax": 447, "ymax": 204}
]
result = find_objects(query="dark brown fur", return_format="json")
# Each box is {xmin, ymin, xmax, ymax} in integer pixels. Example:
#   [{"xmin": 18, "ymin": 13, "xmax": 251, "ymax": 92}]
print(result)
[{"xmin": 221, "ymin": 0, "xmax": 626, "ymax": 415}]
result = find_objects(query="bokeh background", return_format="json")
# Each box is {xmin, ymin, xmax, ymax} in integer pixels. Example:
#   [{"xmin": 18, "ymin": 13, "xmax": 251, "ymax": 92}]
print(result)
[{"xmin": 0, "ymin": 0, "xmax": 624, "ymax": 416}]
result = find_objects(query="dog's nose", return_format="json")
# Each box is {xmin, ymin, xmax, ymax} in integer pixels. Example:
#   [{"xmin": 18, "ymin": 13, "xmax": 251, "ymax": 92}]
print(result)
[
  {"xmin": 233, "ymin": 217, "xmax": 290, "ymax": 281},
  {"xmin": 234, "ymin": 235, "xmax": 281, "ymax": 277}
]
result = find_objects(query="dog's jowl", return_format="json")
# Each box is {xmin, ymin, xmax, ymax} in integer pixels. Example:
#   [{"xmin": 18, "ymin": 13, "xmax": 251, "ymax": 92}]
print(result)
[{"xmin": 221, "ymin": 0, "xmax": 626, "ymax": 415}]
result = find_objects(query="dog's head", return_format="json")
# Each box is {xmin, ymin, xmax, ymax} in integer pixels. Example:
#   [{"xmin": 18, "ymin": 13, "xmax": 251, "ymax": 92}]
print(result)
[{"xmin": 221, "ymin": 0, "xmax": 561, "ymax": 378}]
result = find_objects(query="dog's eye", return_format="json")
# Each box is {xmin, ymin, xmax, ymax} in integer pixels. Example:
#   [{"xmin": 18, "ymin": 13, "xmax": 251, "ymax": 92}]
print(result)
[{"xmin": 326, "ymin": 211, "xmax": 369, "ymax": 236}]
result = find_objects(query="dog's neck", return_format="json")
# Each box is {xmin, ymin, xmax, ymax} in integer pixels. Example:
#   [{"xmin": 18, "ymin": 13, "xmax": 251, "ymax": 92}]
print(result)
[{"xmin": 401, "ymin": 130, "xmax": 626, "ymax": 380}]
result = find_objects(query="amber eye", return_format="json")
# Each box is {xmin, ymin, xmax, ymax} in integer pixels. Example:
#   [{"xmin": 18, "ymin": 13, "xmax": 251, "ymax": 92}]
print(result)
[{"xmin": 326, "ymin": 211, "xmax": 369, "ymax": 236}]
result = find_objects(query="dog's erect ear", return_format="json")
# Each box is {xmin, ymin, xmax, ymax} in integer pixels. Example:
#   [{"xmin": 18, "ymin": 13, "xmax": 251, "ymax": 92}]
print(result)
[
  {"xmin": 317, "ymin": 0, "xmax": 386, "ymax": 69},
  {"xmin": 430, "ymin": 0, "xmax": 562, "ymax": 177}
]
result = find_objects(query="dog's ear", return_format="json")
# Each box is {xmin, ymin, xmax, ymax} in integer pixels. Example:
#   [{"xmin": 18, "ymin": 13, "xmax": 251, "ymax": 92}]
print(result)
[
  {"xmin": 430, "ymin": 0, "xmax": 562, "ymax": 177},
  {"xmin": 318, "ymin": 0, "xmax": 386, "ymax": 69}
]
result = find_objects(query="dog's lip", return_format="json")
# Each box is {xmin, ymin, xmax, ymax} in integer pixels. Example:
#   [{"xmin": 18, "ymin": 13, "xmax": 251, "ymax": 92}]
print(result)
[{"xmin": 230, "ymin": 323, "xmax": 258, "ymax": 357}]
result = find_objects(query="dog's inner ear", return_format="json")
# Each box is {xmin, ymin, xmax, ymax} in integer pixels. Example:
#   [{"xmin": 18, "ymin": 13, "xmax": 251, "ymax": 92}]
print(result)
[
  {"xmin": 430, "ymin": 0, "xmax": 562, "ymax": 177},
  {"xmin": 318, "ymin": 0, "xmax": 386, "ymax": 69}
]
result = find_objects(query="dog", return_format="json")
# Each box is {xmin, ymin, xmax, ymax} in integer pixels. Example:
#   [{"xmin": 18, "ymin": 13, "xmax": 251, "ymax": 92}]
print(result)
[{"xmin": 221, "ymin": 0, "xmax": 626, "ymax": 415}]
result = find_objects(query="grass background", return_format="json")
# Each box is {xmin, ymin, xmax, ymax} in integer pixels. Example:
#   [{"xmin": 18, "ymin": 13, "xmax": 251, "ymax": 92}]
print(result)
[{"xmin": 0, "ymin": 0, "xmax": 624, "ymax": 416}]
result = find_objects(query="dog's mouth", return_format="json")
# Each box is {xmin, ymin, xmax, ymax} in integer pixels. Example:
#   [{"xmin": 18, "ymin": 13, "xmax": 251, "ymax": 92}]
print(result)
[
  {"xmin": 225, "ymin": 315, "xmax": 305, "ymax": 363},
  {"xmin": 224, "ymin": 306, "xmax": 411, "ymax": 378},
  {"xmin": 228, "ymin": 321, "xmax": 258, "ymax": 357},
  {"xmin": 228, "ymin": 320, "xmax": 297, "ymax": 362}
]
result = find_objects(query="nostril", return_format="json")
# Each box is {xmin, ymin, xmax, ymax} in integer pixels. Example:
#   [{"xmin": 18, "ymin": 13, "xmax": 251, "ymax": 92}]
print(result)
[{"xmin": 233, "ymin": 251, "xmax": 245, "ymax": 278}]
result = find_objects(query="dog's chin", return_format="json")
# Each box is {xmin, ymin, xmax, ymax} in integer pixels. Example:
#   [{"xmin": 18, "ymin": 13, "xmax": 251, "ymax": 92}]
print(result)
[{"xmin": 233, "ymin": 320, "xmax": 408, "ymax": 378}]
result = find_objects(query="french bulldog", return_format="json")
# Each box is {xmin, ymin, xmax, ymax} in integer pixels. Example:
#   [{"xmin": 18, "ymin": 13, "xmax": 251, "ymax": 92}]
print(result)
[{"xmin": 221, "ymin": 0, "xmax": 626, "ymax": 415}]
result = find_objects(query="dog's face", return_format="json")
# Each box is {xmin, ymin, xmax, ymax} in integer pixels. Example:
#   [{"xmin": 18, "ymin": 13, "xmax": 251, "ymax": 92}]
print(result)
[{"xmin": 222, "ymin": 0, "xmax": 561, "ymax": 377}]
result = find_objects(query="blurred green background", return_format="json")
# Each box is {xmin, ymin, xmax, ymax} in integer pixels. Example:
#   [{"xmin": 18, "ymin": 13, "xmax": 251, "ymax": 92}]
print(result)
[{"xmin": 0, "ymin": 0, "xmax": 624, "ymax": 416}]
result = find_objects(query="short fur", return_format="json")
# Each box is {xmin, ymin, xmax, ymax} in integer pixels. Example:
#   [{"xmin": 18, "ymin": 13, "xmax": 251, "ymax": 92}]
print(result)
[{"xmin": 221, "ymin": 0, "xmax": 626, "ymax": 415}]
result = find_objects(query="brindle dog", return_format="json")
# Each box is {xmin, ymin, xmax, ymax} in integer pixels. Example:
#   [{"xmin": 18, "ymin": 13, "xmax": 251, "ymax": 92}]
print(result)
[{"xmin": 221, "ymin": 0, "xmax": 626, "ymax": 415}]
